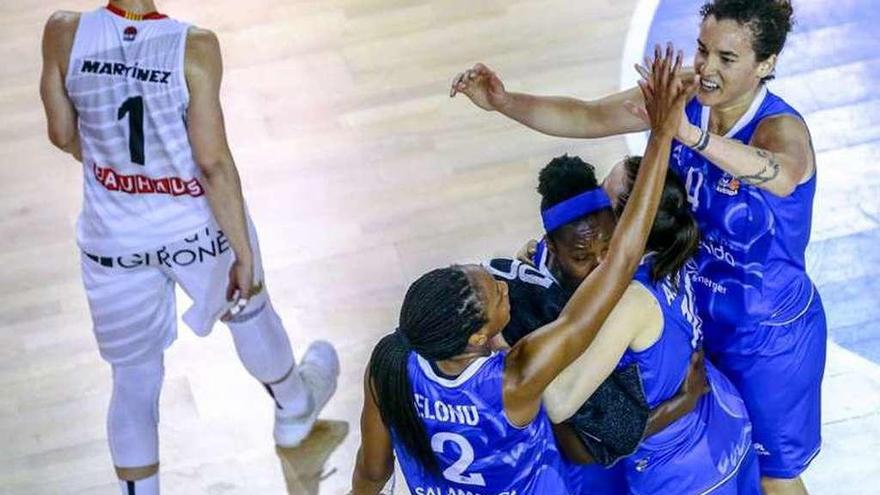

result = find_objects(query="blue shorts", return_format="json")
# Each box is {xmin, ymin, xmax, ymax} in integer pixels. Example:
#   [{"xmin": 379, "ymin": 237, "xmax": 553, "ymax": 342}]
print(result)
[
  {"xmin": 568, "ymin": 452, "xmax": 758, "ymax": 495},
  {"xmin": 703, "ymin": 292, "xmax": 827, "ymax": 478},
  {"xmin": 620, "ymin": 364, "xmax": 759, "ymax": 495},
  {"xmin": 567, "ymin": 364, "xmax": 760, "ymax": 495},
  {"xmin": 567, "ymin": 462, "xmax": 627, "ymax": 494},
  {"xmin": 710, "ymin": 445, "xmax": 761, "ymax": 495}
]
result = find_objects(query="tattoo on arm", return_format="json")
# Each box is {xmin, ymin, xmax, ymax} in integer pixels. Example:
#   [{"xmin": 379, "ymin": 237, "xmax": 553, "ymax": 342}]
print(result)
[{"xmin": 737, "ymin": 149, "xmax": 781, "ymax": 185}]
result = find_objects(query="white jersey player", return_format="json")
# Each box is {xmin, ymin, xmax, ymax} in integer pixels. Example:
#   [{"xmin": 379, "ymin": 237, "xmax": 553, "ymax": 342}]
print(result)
[{"xmin": 39, "ymin": 2, "xmax": 339, "ymax": 494}]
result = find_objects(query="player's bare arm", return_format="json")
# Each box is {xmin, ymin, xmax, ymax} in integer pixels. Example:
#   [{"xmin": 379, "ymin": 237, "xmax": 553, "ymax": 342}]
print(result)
[
  {"xmin": 552, "ymin": 346, "xmax": 710, "ymax": 464},
  {"xmin": 680, "ymin": 113, "xmax": 815, "ymax": 197},
  {"xmin": 450, "ymin": 62, "xmax": 648, "ymax": 138},
  {"xmin": 501, "ymin": 48, "xmax": 691, "ymax": 428},
  {"xmin": 352, "ymin": 369, "xmax": 395, "ymax": 495},
  {"xmin": 450, "ymin": 62, "xmax": 697, "ymax": 139},
  {"xmin": 184, "ymin": 27, "xmax": 255, "ymax": 310},
  {"xmin": 541, "ymin": 281, "xmax": 707, "ymax": 429},
  {"xmin": 502, "ymin": 128, "xmax": 670, "ymax": 427},
  {"xmin": 643, "ymin": 349, "xmax": 709, "ymax": 437},
  {"xmin": 542, "ymin": 282, "xmax": 657, "ymax": 423},
  {"xmin": 40, "ymin": 11, "xmax": 82, "ymax": 162},
  {"xmin": 522, "ymin": 245, "xmax": 706, "ymax": 426}
]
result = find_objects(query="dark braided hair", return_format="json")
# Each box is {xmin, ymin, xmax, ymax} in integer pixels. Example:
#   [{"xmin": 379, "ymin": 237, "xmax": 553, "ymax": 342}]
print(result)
[
  {"xmin": 700, "ymin": 0, "xmax": 795, "ymax": 82},
  {"xmin": 537, "ymin": 154, "xmax": 607, "ymax": 238},
  {"xmin": 368, "ymin": 266, "xmax": 486, "ymax": 473},
  {"xmin": 615, "ymin": 156, "xmax": 700, "ymax": 283}
]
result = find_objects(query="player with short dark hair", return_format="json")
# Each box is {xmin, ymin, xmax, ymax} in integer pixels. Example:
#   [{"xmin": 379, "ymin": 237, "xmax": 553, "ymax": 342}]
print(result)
[
  {"xmin": 492, "ymin": 153, "xmax": 715, "ymax": 494},
  {"xmin": 525, "ymin": 153, "xmax": 759, "ymax": 493}
]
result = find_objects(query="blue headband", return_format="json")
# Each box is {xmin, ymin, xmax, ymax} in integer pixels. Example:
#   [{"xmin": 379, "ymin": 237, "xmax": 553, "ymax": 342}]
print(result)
[{"xmin": 541, "ymin": 189, "xmax": 612, "ymax": 232}]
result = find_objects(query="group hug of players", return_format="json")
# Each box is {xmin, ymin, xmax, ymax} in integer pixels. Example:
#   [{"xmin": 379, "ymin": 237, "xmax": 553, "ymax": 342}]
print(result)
[
  {"xmin": 352, "ymin": 1, "xmax": 826, "ymax": 494},
  {"xmin": 40, "ymin": 1, "xmax": 824, "ymax": 494}
]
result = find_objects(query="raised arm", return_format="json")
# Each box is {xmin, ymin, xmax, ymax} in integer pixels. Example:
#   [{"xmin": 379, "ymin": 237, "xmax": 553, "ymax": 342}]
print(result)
[
  {"xmin": 184, "ymin": 28, "xmax": 255, "ymax": 316},
  {"xmin": 450, "ymin": 63, "xmax": 649, "ymax": 138},
  {"xmin": 502, "ymin": 46, "xmax": 697, "ymax": 427},
  {"xmin": 629, "ymin": 60, "xmax": 816, "ymax": 197},
  {"xmin": 40, "ymin": 11, "xmax": 82, "ymax": 161},
  {"xmin": 680, "ymin": 113, "xmax": 815, "ymax": 197},
  {"xmin": 643, "ymin": 350, "xmax": 708, "ymax": 436}
]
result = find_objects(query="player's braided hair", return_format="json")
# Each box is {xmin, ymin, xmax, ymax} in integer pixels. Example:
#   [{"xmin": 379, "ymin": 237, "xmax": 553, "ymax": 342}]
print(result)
[
  {"xmin": 700, "ymin": 0, "xmax": 795, "ymax": 82},
  {"xmin": 368, "ymin": 266, "xmax": 486, "ymax": 473},
  {"xmin": 537, "ymin": 154, "xmax": 606, "ymax": 239},
  {"xmin": 615, "ymin": 156, "xmax": 700, "ymax": 283}
]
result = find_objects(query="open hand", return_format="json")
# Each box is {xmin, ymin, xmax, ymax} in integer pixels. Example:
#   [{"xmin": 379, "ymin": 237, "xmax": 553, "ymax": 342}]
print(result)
[
  {"xmin": 625, "ymin": 44, "xmax": 699, "ymax": 139},
  {"xmin": 449, "ymin": 63, "xmax": 510, "ymax": 111}
]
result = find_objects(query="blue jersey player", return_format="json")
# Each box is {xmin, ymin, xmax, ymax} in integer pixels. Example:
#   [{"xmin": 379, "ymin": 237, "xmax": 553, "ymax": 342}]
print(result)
[
  {"xmin": 485, "ymin": 255, "xmax": 711, "ymax": 493},
  {"xmin": 522, "ymin": 154, "xmax": 759, "ymax": 494},
  {"xmin": 452, "ymin": 2, "xmax": 822, "ymax": 493},
  {"xmin": 352, "ymin": 50, "xmax": 691, "ymax": 495},
  {"xmin": 493, "ymin": 155, "xmax": 718, "ymax": 494}
]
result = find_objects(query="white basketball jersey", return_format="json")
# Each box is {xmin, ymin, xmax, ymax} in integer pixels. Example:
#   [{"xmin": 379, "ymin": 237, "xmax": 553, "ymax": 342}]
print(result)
[{"xmin": 66, "ymin": 6, "xmax": 212, "ymax": 254}]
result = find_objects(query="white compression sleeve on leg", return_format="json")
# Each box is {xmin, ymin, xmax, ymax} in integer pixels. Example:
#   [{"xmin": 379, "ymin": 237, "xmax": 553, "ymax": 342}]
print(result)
[
  {"xmin": 227, "ymin": 299, "xmax": 309, "ymax": 416},
  {"xmin": 108, "ymin": 356, "xmax": 164, "ymax": 470}
]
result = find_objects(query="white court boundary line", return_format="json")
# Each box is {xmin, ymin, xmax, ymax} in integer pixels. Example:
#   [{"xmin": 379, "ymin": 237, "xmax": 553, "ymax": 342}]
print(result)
[{"xmin": 620, "ymin": 0, "xmax": 661, "ymax": 155}]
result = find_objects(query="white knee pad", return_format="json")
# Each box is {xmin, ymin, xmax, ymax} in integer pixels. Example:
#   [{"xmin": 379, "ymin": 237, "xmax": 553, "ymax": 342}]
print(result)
[
  {"xmin": 227, "ymin": 299, "xmax": 294, "ymax": 383},
  {"xmin": 108, "ymin": 357, "xmax": 164, "ymax": 469}
]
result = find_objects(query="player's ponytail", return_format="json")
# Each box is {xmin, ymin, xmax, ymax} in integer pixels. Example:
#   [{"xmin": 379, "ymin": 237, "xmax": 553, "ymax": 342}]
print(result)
[
  {"xmin": 615, "ymin": 156, "xmax": 700, "ymax": 283},
  {"xmin": 368, "ymin": 266, "xmax": 486, "ymax": 474}
]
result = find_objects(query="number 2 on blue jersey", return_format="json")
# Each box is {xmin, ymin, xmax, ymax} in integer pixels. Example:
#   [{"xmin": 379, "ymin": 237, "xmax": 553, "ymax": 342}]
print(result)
[{"xmin": 431, "ymin": 432, "xmax": 486, "ymax": 486}]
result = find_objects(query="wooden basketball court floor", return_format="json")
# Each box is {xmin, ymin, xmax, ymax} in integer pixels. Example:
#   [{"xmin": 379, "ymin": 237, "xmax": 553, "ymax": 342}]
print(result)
[{"xmin": 2, "ymin": 0, "xmax": 878, "ymax": 493}]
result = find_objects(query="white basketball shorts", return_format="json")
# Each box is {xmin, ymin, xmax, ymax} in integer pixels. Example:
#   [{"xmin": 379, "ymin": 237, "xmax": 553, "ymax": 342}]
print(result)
[{"xmin": 80, "ymin": 217, "xmax": 267, "ymax": 366}]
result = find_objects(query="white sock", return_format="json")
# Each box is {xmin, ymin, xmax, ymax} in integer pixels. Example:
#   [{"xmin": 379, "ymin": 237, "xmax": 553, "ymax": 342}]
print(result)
[
  {"xmin": 118, "ymin": 473, "xmax": 159, "ymax": 495},
  {"xmin": 266, "ymin": 364, "xmax": 311, "ymax": 417},
  {"xmin": 227, "ymin": 300, "xmax": 310, "ymax": 416}
]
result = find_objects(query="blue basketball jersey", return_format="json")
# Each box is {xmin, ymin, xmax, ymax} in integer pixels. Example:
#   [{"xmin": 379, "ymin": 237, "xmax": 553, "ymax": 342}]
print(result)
[
  {"xmin": 618, "ymin": 259, "xmax": 704, "ymax": 409},
  {"xmin": 616, "ymin": 258, "xmax": 755, "ymax": 494},
  {"xmin": 394, "ymin": 351, "xmax": 571, "ymax": 495},
  {"xmin": 670, "ymin": 87, "xmax": 817, "ymax": 327},
  {"xmin": 486, "ymin": 257, "xmax": 650, "ymax": 470}
]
